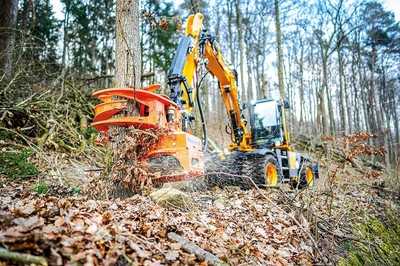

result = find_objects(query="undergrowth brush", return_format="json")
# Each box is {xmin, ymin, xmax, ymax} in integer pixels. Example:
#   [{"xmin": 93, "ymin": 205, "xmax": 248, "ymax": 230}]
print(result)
[{"xmin": 339, "ymin": 207, "xmax": 400, "ymax": 266}]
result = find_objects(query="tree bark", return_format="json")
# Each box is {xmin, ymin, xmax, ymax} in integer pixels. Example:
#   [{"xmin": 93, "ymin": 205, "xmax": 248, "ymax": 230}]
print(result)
[
  {"xmin": 326, "ymin": 80, "xmax": 336, "ymax": 135},
  {"xmin": 320, "ymin": 53, "xmax": 329, "ymax": 135},
  {"xmin": 245, "ymin": 47, "xmax": 253, "ymax": 102},
  {"xmin": 393, "ymin": 98, "xmax": 400, "ymax": 165},
  {"xmin": 111, "ymin": 0, "xmax": 141, "ymax": 198},
  {"xmin": 235, "ymin": 0, "xmax": 246, "ymax": 103},
  {"xmin": 115, "ymin": 0, "xmax": 141, "ymax": 88},
  {"xmin": 367, "ymin": 44, "xmax": 378, "ymax": 138},
  {"xmin": 274, "ymin": 0, "xmax": 291, "ymax": 143},
  {"xmin": 298, "ymin": 38, "xmax": 305, "ymax": 123},
  {"xmin": 344, "ymin": 68, "xmax": 352, "ymax": 134},
  {"xmin": 226, "ymin": 2, "xmax": 235, "ymax": 67},
  {"xmin": 338, "ymin": 45, "xmax": 347, "ymax": 135},
  {"xmin": 0, "ymin": 0, "xmax": 19, "ymax": 79},
  {"xmin": 274, "ymin": 0, "xmax": 285, "ymax": 99},
  {"xmin": 62, "ymin": 0, "xmax": 71, "ymax": 69}
]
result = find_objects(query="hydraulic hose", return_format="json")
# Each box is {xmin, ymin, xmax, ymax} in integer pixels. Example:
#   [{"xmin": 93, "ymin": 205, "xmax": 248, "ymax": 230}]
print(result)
[{"xmin": 197, "ymin": 72, "xmax": 209, "ymax": 151}]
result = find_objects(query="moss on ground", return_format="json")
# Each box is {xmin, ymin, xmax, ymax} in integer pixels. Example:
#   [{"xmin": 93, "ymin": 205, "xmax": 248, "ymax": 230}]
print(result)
[
  {"xmin": 339, "ymin": 208, "xmax": 400, "ymax": 266},
  {"xmin": 0, "ymin": 149, "xmax": 38, "ymax": 179}
]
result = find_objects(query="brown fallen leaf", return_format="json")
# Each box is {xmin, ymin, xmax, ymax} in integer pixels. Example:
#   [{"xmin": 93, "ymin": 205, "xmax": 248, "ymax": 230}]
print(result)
[
  {"xmin": 165, "ymin": 250, "xmax": 179, "ymax": 261},
  {"xmin": 86, "ymin": 223, "xmax": 98, "ymax": 235},
  {"xmin": 102, "ymin": 211, "xmax": 113, "ymax": 225},
  {"xmin": 12, "ymin": 215, "xmax": 44, "ymax": 232},
  {"xmin": 54, "ymin": 217, "xmax": 64, "ymax": 227},
  {"xmin": 16, "ymin": 203, "xmax": 36, "ymax": 216},
  {"xmin": 128, "ymin": 241, "xmax": 151, "ymax": 258}
]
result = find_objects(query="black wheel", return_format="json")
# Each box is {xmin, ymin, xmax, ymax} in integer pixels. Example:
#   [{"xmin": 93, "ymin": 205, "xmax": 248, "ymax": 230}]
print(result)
[
  {"xmin": 250, "ymin": 154, "xmax": 282, "ymax": 188},
  {"xmin": 292, "ymin": 161, "xmax": 315, "ymax": 189},
  {"xmin": 239, "ymin": 159, "xmax": 255, "ymax": 189}
]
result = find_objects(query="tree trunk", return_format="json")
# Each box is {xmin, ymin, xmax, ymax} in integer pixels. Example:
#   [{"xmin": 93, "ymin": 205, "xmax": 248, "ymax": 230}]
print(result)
[
  {"xmin": 351, "ymin": 54, "xmax": 360, "ymax": 131},
  {"xmin": 226, "ymin": 2, "xmax": 235, "ymax": 67},
  {"xmin": 358, "ymin": 46, "xmax": 370, "ymax": 132},
  {"xmin": 235, "ymin": 0, "xmax": 246, "ymax": 103},
  {"xmin": 62, "ymin": 0, "xmax": 71, "ymax": 69},
  {"xmin": 115, "ymin": 0, "xmax": 141, "ymax": 88},
  {"xmin": 245, "ymin": 37, "xmax": 253, "ymax": 102},
  {"xmin": 298, "ymin": 40, "xmax": 305, "ymax": 123},
  {"xmin": 255, "ymin": 22, "xmax": 267, "ymax": 99},
  {"xmin": 0, "ymin": 0, "xmax": 19, "ymax": 79},
  {"xmin": 274, "ymin": 0, "xmax": 285, "ymax": 99},
  {"xmin": 320, "ymin": 53, "xmax": 329, "ymax": 135},
  {"xmin": 274, "ymin": 0, "xmax": 291, "ymax": 143},
  {"xmin": 393, "ymin": 97, "xmax": 400, "ymax": 166},
  {"xmin": 111, "ymin": 0, "xmax": 141, "ymax": 197},
  {"xmin": 367, "ymin": 45, "xmax": 378, "ymax": 143},
  {"xmin": 326, "ymin": 82, "xmax": 336, "ymax": 135},
  {"xmin": 344, "ymin": 68, "xmax": 352, "ymax": 134},
  {"xmin": 338, "ymin": 46, "xmax": 347, "ymax": 135}
]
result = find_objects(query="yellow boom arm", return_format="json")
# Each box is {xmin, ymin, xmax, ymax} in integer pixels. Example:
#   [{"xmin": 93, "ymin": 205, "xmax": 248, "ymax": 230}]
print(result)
[
  {"xmin": 168, "ymin": 13, "xmax": 252, "ymax": 151},
  {"xmin": 201, "ymin": 33, "xmax": 252, "ymax": 151}
]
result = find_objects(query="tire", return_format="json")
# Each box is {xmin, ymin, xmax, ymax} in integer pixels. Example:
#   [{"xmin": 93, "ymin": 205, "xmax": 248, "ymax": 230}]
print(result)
[
  {"xmin": 292, "ymin": 161, "xmax": 315, "ymax": 189},
  {"xmin": 251, "ymin": 154, "xmax": 282, "ymax": 188},
  {"xmin": 239, "ymin": 158, "xmax": 255, "ymax": 189}
]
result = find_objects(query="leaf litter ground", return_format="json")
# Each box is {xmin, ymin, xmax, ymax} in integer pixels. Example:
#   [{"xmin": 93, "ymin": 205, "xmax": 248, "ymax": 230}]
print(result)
[
  {"xmin": 0, "ymin": 179, "xmax": 315, "ymax": 265},
  {"xmin": 0, "ymin": 132, "xmax": 397, "ymax": 265}
]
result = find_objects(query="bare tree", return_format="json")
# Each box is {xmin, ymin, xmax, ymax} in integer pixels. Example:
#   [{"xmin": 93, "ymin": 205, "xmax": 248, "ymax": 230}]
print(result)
[{"xmin": 313, "ymin": 0, "xmax": 357, "ymax": 135}]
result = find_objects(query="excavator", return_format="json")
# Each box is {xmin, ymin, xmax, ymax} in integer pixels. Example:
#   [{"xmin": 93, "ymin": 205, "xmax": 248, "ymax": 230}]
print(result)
[{"xmin": 91, "ymin": 13, "xmax": 318, "ymax": 189}]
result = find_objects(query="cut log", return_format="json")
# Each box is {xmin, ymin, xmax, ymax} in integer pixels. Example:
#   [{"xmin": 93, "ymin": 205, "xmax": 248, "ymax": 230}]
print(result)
[
  {"xmin": 0, "ymin": 248, "xmax": 48, "ymax": 266},
  {"xmin": 167, "ymin": 232, "xmax": 227, "ymax": 266}
]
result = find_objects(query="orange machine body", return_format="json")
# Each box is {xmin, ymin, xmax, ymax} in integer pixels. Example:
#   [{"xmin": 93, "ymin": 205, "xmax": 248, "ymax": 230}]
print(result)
[{"xmin": 91, "ymin": 85, "xmax": 204, "ymax": 183}]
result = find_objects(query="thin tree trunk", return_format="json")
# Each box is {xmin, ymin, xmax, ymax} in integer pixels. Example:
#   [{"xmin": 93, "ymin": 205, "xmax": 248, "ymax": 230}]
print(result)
[
  {"xmin": 62, "ymin": 1, "xmax": 70, "ymax": 69},
  {"xmin": 245, "ymin": 38, "xmax": 253, "ymax": 102},
  {"xmin": 338, "ymin": 46, "xmax": 347, "ymax": 135},
  {"xmin": 393, "ymin": 97, "xmax": 400, "ymax": 165},
  {"xmin": 274, "ymin": 0, "xmax": 291, "ymax": 143},
  {"xmin": 0, "ymin": 0, "xmax": 19, "ymax": 79},
  {"xmin": 368, "ymin": 45, "xmax": 378, "ymax": 135},
  {"xmin": 344, "ymin": 69, "xmax": 352, "ymax": 134},
  {"xmin": 320, "ymin": 53, "xmax": 329, "ymax": 135},
  {"xmin": 326, "ymin": 78, "xmax": 336, "ymax": 135},
  {"xmin": 235, "ymin": 0, "xmax": 246, "ymax": 103},
  {"xmin": 261, "ymin": 23, "xmax": 268, "ymax": 98},
  {"xmin": 274, "ymin": 0, "xmax": 285, "ymax": 99},
  {"xmin": 298, "ymin": 40, "xmax": 305, "ymax": 123},
  {"xmin": 351, "ymin": 55, "xmax": 360, "ymax": 131},
  {"xmin": 227, "ymin": 2, "xmax": 235, "ymax": 67}
]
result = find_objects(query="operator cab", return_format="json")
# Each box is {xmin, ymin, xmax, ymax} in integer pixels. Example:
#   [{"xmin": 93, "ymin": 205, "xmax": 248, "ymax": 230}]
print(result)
[{"xmin": 249, "ymin": 99, "xmax": 285, "ymax": 147}]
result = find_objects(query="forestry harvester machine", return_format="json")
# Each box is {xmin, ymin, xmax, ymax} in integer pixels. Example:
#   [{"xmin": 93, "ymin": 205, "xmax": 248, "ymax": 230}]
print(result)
[{"xmin": 91, "ymin": 13, "xmax": 318, "ymax": 188}]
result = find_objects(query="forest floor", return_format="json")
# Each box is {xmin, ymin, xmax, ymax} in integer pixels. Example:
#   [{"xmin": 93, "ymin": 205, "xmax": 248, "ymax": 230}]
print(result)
[{"xmin": 0, "ymin": 135, "xmax": 399, "ymax": 266}]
